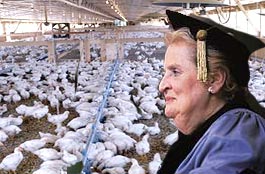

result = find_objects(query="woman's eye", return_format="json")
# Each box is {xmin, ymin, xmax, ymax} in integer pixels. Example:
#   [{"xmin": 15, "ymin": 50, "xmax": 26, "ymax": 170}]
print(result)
[{"xmin": 172, "ymin": 70, "xmax": 180, "ymax": 75}]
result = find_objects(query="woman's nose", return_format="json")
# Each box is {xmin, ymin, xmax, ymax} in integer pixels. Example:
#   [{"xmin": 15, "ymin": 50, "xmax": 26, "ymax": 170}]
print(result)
[{"xmin": 159, "ymin": 76, "xmax": 169, "ymax": 93}]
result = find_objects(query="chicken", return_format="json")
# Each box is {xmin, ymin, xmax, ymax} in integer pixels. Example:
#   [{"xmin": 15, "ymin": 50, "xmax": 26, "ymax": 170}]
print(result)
[
  {"xmin": 102, "ymin": 167, "xmax": 125, "ymax": 174},
  {"xmin": 32, "ymin": 105, "xmax": 49, "ymax": 120},
  {"xmin": 135, "ymin": 134, "xmax": 150, "ymax": 156},
  {"xmin": 106, "ymin": 128, "xmax": 136, "ymax": 153},
  {"xmin": 63, "ymin": 131, "xmax": 87, "ymax": 142},
  {"xmin": 1, "ymin": 125, "xmax": 22, "ymax": 136},
  {"xmin": 32, "ymin": 167, "xmax": 61, "ymax": 174},
  {"xmin": 0, "ymin": 147, "xmax": 23, "ymax": 173},
  {"xmin": 139, "ymin": 100, "xmax": 161, "ymax": 115},
  {"xmin": 62, "ymin": 98, "xmax": 72, "ymax": 109},
  {"xmin": 107, "ymin": 115, "xmax": 133, "ymax": 131},
  {"xmin": 128, "ymin": 158, "xmax": 145, "ymax": 174},
  {"xmin": 93, "ymin": 149, "xmax": 115, "ymax": 167},
  {"xmin": 19, "ymin": 89, "xmax": 30, "ymax": 99},
  {"xmin": 0, "ymin": 130, "xmax": 8, "ymax": 143},
  {"xmin": 39, "ymin": 132, "xmax": 60, "ymax": 144},
  {"xmin": 12, "ymin": 93, "xmax": 21, "ymax": 103},
  {"xmin": 67, "ymin": 116, "xmax": 91, "ymax": 130},
  {"xmin": 148, "ymin": 153, "xmax": 162, "ymax": 174},
  {"xmin": 47, "ymin": 111, "xmax": 69, "ymax": 126},
  {"xmin": 163, "ymin": 130, "xmax": 179, "ymax": 145},
  {"xmin": 19, "ymin": 139, "xmax": 46, "ymax": 153},
  {"xmin": 16, "ymin": 102, "xmax": 47, "ymax": 119},
  {"xmin": 54, "ymin": 137, "xmax": 85, "ymax": 153},
  {"xmin": 62, "ymin": 150, "xmax": 82, "ymax": 166},
  {"xmin": 97, "ymin": 155, "xmax": 130, "ymax": 170},
  {"xmin": 126, "ymin": 123, "xmax": 147, "ymax": 137},
  {"xmin": 0, "ymin": 104, "xmax": 7, "ymax": 116},
  {"xmin": 104, "ymin": 141, "xmax": 118, "ymax": 154},
  {"xmin": 33, "ymin": 148, "xmax": 62, "ymax": 161},
  {"xmin": 147, "ymin": 122, "xmax": 160, "ymax": 135},
  {"xmin": 39, "ymin": 159, "xmax": 67, "ymax": 173},
  {"xmin": 86, "ymin": 142, "xmax": 106, "ymax": 160}
]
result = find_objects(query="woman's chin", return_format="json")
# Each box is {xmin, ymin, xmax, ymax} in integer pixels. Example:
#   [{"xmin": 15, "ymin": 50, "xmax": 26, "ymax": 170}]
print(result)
[{"xmin": 164, "ymin": 108, "xmax": 175, "ymax": 118}]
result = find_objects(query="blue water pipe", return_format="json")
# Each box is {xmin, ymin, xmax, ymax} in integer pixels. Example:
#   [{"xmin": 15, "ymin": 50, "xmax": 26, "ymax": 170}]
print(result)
[{"xmin": 81, "ymin": 58, "xmax": 120, "ymax": 174}]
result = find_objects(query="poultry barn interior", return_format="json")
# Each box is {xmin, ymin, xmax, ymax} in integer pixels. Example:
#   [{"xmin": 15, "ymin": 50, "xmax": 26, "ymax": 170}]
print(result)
[{"xmin": 0, "ymin": 0, "xmax": 265, "ymax": 173}]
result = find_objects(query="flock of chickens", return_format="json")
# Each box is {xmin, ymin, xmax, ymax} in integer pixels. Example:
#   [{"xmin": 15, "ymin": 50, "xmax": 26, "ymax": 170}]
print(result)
[
  {"xmin": 0, "ymin": 30, "xmax": 264, "ymax": 174},
  {"xmin": 0, "ymin": 33, "xmax": 174, "ymax": 174}
]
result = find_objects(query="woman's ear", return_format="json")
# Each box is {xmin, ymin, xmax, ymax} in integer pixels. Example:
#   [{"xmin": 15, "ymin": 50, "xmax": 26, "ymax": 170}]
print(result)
[
  {"xmin": 208, "ymin": 69, "xmax": 226, "ymax": 94},
  {"xmin": 164, "ymin": 32, "xmax": 173, "ymax": 45}
]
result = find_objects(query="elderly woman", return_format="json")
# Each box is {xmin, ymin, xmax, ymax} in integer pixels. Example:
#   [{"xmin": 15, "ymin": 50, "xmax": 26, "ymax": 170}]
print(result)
[{"xmin": 158, "ymin": 10, "xmax": 265, "ymax": 174}]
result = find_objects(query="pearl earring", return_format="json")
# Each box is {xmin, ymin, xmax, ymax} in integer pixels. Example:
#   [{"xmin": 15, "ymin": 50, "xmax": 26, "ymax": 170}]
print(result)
[{"xmin": 208, "ymin": 87, "xmax": 214, "ymax": 94}]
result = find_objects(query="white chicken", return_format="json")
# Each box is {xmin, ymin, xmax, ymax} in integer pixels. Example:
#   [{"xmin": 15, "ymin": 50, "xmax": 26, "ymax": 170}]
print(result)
[
  {"xmin": 62, "ymin": 150, "xmax": 82, "ymax": 166},
  {"xmin": 86, "ymin": 142, "xmax": 106, "ymax": 160},
  {"xmin": 39, "ymin": 159, "xmax": 67, "ymax": 172},
  {"xmin": 63, "ymin": 131, "xmax": 87, "ymax": 142},
  {"xmin": 93, "ymin": 149, "xmax": 115, "ymax": 167},
  {"xmin": 12, "ymin": 93, "xmax": 21, "ymax": 103},
  {"xmin": 135, "ymin": 134, "xmax": 150, "ymax": 156},
  {"xmin": 10, "ymin": 116, "xmax": 23, "ymax": 126},
  {"xmin": 32, "ymin": 167, "xmax": 61, "ymax": 174},
  {"xmin": 0, "ymin": 147, "xmax": 23, "ymax": 173},
  {"xmin": 32, "ymin": 105, "xmax": 49, "ymax": 120},
  {"xmin": 148, "ymin": 153, "xmax": 162, "ymax": 174},
  {"xmin": 19, "ymin": 139, "xmax": 46, "ymax": 152},
  {"xmin": 147, "ymin": 122, "xmax": 160, "ymax": 135},
  {"xmin": 107, "ymin": 115, "xmax": 132, "ymax": 131},
  {"xmin": 102, "ymin": 167, "xmax": 125, "ymax": 174},
  {"xmin": 67, "ymin": 116, "xmax": 91, "ymax": 130},
  {"xmin": 3, "ymin": 95, "xmax": 12, "ymax": 103},
  {"xmin": 19, "ymin": 89, "xmax": 30, "ymax": 99},
  {"xmin": 163, "ymin": 130, "xmax": 179, "ymax": 145},
  {"xmin": 16, "ymin": 102, "xmax": 45, "ymax": 118},
  {"xmin": 128, "ymin": 158, "xmax": 145, "ymax": 174},
  {"xmin": 0, "ymin": 104, "xmax": 7, "ymax": 116},
  {"xmin": 139, "ymin": 100, "xmax": 161, "ymax": 115},
  {"xmin": 0, "ymin": 116, "xmax": 23, "ymax": 129},
  {"xmin": 54, "ymin": 137, "xmax": 85, "ymax": 153},
  {"xmin": 47, "ymin": 111, "xmax": 69, "ymax": 126},
  {"xmin": 62, "ymin": 98, "xmax": 72, "ymax": 109},
  {"xmin": 107, "ymin": 128, "xmax": 136, "ymax": 153},
  {"xmin": 104, "ymin": 141, "xmax": 118, "ymax": 154},
  {"xmin": 1, "ymin": 125, "xmax": 22, "ymax": 136},
  {"xmin": 33, "ymin": 148, "xmax": 62, "ymax": 161},
  {"xmin": 126, "ymin": 123, "xmax": 147, "ymax": 137},
  {"xmin": 0, "ymin": 130, "xmax": 8, "ymax": 143},
  {"xmin": 39, "ymin": 132, "xmax": 60, "ymax": 144},
  {"xmin": 97, "ymin": 155, "xmax": 130, "ymax": 170}
]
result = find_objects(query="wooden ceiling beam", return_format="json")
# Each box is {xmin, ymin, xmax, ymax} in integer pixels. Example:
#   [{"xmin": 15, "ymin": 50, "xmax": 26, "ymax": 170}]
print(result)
[{"xmin": 207, "ymin": 1, "xmax": 265, "ymax": 14}]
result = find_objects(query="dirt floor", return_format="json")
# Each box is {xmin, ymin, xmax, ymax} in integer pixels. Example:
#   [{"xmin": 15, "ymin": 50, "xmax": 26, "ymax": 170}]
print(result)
[{"xmin": 0, "ymin": 95, "xmax": 176, "ymax": 174}]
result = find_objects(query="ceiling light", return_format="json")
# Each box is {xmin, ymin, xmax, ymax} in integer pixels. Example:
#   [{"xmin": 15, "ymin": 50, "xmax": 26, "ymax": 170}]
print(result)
[{"xmin": 106, "ymin": 0, "xmax": 127, "ymax": 22}]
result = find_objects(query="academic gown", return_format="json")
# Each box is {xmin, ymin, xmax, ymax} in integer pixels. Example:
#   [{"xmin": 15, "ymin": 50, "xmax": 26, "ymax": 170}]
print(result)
[{"xmin": 158, "ymin": 104, "xmax": 265, "ymax": 174}]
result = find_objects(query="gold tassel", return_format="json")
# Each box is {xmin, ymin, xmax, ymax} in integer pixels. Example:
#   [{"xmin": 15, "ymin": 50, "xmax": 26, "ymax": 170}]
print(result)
[{"xmin": 196, "ymin": 30, "xmax": 208, "ymax": 82}]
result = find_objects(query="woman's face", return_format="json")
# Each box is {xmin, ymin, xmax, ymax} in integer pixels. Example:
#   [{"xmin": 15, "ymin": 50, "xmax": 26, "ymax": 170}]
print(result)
[{"xmin": 159, "ymin": 41, "xmax": 210, "ymax": 134}]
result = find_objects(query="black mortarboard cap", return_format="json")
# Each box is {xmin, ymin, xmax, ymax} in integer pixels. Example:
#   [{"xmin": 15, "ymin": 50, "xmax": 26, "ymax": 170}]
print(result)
[{"xmin": 166, "ymin": 10, "xmax": 265, "ymax": 87}]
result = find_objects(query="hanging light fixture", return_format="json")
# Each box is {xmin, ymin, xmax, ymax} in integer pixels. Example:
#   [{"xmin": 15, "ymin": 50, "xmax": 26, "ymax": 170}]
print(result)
[{"xmin": 105, "ymin": 0, "xmax": 127, "ymax": 21}]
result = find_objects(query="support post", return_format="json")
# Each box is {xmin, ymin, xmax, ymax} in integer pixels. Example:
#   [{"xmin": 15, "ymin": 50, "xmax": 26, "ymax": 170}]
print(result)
[
  {"xmin": 48, "ymin": 40, "xmax": 56, "ymax": 63},
  {"xmin": 85, "ymin": 39, "xmax": 91, "ymax": 62},
  {"xmin": 100, "ymin": 41, "xmax": 106, "ymax": 61},
  {"xmin": 80, "ymin": 39, "xmax": 85, "ymax": 62},
  {"xmin": 118, "ymin": 41, "xmax": 124, "ymax": 59},
  {"xmin": 80, "ymin": 39, "xmax": 91, "ymax": 62}
]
